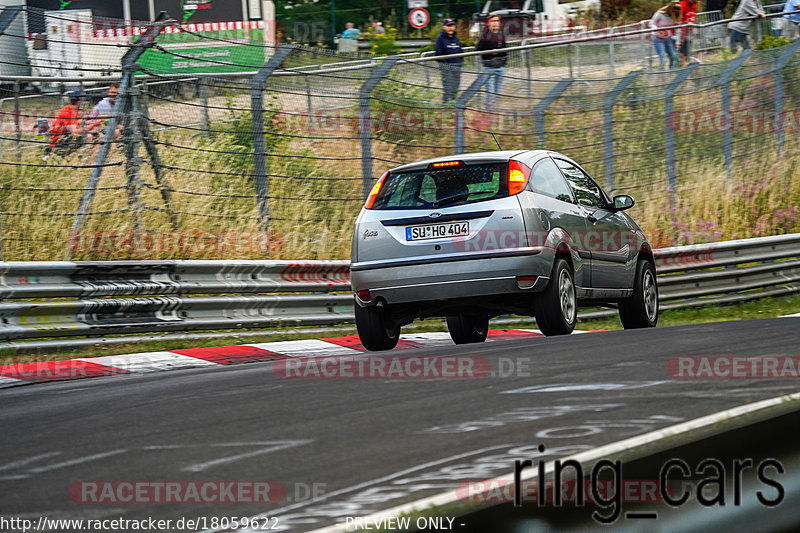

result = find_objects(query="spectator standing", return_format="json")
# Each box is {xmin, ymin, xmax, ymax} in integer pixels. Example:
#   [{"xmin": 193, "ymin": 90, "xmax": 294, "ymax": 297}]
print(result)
[
  {"xmin": 46, "ymin": 90, "xmax": 84, "ymax": 159},
  {"xmin": 435, "ymin": 18, "xmax": 463, "ymax": 104},
  {"xmin": 727, "ymin": 0, "xmax": 765, "ymax": 54},
  {"xmin": 86, "ymin": 83, "xmax": 120, "ymax": 140},
  {"xmin": 781, "ymin": 0, "xmax": 800, "ymax": 38},
  {"xmin": 679, "ymin": 0, "xmax": 697, "ymax": 67},
  {"xmin": 649, "ymin": 1, "xmax": 681, "ymax": 70},
  {"xmin": 342, "ymin": 22, "xmax": 360, "ymax": 39},
  {"xmin": 372, "ymin": 21, "xmax": 385, "ymax": 35},
  {"xmin": 476, "ymin": 14, "xmax": 507, "ymax": 108}
]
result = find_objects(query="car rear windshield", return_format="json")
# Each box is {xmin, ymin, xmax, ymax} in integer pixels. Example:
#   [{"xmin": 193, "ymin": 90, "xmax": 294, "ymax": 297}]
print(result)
[{"xmin": 370, "ymin": 163, "xmax": 507, "ymax": 210}]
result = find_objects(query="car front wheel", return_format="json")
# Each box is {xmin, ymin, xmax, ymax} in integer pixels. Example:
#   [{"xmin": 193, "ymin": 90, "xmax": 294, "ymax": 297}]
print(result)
[
  {"xmin": 619, "ymin": 260, "xmax": 659, "ymax": 329},
  {"xmin": 533, "ymin": 258, "xmax": 577, "ymax": 336},
  {"xmin": 355, "ymin": 302, "xmax": 400, "ymax": 351},
  {"xmin": 446, "ymin": 314, "xmax": 489, "ymax": 344}
]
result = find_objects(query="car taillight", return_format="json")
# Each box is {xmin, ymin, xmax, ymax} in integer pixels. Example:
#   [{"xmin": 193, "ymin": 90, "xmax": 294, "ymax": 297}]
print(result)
[
  {"xmin": 356, "ymin": 289, "xmax": 371, "ymax": 302},
  {"xmin": 508, "ymin": 160, "xmax": 531, "ymax": 196},
  {"xmin": 364, "ymin": 171, "xmax": 389, "ymax": 209}
]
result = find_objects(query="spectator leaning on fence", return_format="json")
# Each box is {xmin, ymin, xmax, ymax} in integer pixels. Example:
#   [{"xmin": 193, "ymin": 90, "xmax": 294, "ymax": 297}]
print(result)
[
  {"xmin": 650, "ymin": 1, "xmax": 681, "ymax": 70},
  {"xmin": 782, "ymin": 0, "xmax": 800, "ymax": 39},
  {"xmin": 435, "ymin": 18, "xmax": 464, "ymax": 104},
  {"xmin": 728, "ymin": 0, "xmax": 765, "ymax": 54},
  {"xmin": 679, "ymin": 0, "xmax": 697, "ymax": 67},
  {"xmin": 45, "ymin": 90, "xmax": 84, "ymax": 160},
  {"xmin": 476, "ymin": 14, "xmax": 507, "ymax": 108}
]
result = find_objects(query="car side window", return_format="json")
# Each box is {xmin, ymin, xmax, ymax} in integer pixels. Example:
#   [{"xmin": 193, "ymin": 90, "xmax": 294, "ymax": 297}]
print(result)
[
  {"xmin": 529, "ymin": 158, "xmax": 574, "ymax": 203},
  {"xmin": 554, "ymin": 159, "xmax": 607, "ymax": 209}
]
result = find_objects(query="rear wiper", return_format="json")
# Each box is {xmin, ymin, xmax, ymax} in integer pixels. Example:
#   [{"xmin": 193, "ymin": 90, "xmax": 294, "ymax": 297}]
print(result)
[{"xmin": 433, "ymin": 192, "xmax": 474, "ymax": 208}]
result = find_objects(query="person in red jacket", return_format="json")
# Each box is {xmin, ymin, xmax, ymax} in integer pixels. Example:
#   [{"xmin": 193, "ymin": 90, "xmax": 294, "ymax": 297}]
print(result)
[
  {"xmin": 679, "ymin": 0, "xmax": 698, "ymax": 67},
  {"xmin": 46, "ymin": 90, "xmax": 85, "ymax": 159}
]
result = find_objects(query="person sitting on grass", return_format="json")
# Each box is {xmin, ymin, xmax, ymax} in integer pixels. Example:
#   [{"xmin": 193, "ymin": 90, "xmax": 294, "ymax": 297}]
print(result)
[{"xmin": 44, "ymin": 90, "xmax": 84, "ymax": 161}]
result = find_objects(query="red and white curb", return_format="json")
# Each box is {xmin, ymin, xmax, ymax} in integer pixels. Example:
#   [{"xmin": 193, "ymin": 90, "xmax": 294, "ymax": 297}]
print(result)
[{"xmin": 0, "ymin": 329, "xmax": 596, "ymax": 389}]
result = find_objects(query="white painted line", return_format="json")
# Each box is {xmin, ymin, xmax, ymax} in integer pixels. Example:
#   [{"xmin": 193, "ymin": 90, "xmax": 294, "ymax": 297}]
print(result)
[
  {"xmin": 182, "ymin": 440, "xmax": 312, "ymax": 472},
  {"xmin": 502, "ymin": 381, "xmax": 670, "ymax": 394},
  {"xmin": 143, "ymin": 441, "xmax": 305, "ymax": 450},
  {"xmin": 0, "ymin": 451, "xmax": 63, "ymax": 472},
  {"xmin": 397, "ymin": 332, "xmax": 457, "ymax": 346},
  {"xmin": 198, "ymin": 445, "xmax": 513, "ymax": 533},
  {"xmin": 245, "ymin": 340, "xmax": 360, "ymax": 357},
  {"xmin": 27, "ymin": 449, "xmax": 127, "ymax": 473},
  {"xmin": 305, "ymin": 390, "xmax": 800, "ymax": 533},
  {"xmin": 78, "ymin": 352, "xmax": 218, "ymax": 373}
]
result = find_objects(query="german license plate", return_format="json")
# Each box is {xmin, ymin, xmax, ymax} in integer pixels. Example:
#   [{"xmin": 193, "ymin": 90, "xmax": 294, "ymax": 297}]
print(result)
[{"xmin": 406, "ymin": 221, "xmax": 469, "ymax": 241}]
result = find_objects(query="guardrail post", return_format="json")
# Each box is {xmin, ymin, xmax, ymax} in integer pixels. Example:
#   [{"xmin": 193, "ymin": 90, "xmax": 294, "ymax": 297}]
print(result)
[
  {"xmin": 718, "ymin": 49, "xmax": 751, "ymax": 179},
  {"xmin": 665, "ymin": 63, "xmax": 698, "ymax": 207},
  {"xmin": 455, "ymin": 72, "xmax": 489, "ymax": 154},
  {"xmin": 772, "ymin": 39, "xmax": 800, "ymax": 156},
  {"xmin": 68, "ymin": 13, "xmax": 170, "ymax": 260},
  {"xmin": 251, "ymin": 45, "xmax": 297, "ymax": 231},
  {"xmin": 359, "ymin": 57, "xmax": 399, "ymax": 199},
  {"xmin": 534, "ymin": 79, "xmax": 572, "ymax": 149},
  {"xmin": 603, "ymin": 70, "xmax": 640, "ymax": 193}
]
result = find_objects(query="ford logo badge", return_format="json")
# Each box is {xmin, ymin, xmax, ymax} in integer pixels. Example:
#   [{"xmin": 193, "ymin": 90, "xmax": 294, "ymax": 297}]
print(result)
[{"xmin": 429, "ymin": 212, "xmax": 442, "ymax": 219}]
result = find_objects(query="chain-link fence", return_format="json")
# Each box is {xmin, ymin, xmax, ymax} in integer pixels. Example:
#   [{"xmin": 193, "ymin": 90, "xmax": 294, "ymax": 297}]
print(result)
[{"xmin": 1, "ymin": 6, "xmax": 799, "ymax": 261}]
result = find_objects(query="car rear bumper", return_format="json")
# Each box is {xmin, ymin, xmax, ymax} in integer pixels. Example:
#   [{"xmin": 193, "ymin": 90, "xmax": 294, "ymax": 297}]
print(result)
[{"xmin": 351, "ymin": 248, "xmax": 552, "ymax": 305}]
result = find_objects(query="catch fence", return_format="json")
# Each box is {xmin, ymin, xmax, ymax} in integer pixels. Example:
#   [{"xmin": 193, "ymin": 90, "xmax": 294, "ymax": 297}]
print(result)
[{"xmin": 0, "ymin": 7, "xmax": 799, "ymax": 262}]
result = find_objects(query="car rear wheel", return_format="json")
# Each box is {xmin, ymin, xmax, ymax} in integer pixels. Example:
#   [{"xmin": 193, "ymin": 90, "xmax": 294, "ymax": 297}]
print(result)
[
  {"xmin": 533, "ymin": 258, "xmax": 576, "ymax": 336},
  {"xmin": 619, "ymin": 260, "xmax": 659, "ymax": 329},
  {"xmin": 355, "ymin": 302, "xmax": 400, "ymax": 351},
  {"xmin": 446, "ymin": 314, "xmax": 489, "ymax": 344}
]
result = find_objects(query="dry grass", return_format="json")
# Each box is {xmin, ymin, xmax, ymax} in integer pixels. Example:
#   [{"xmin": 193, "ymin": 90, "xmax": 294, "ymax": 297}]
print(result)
[{"xmin": 2, "ymin": 84, "xmax": 799, "ymax": 261}]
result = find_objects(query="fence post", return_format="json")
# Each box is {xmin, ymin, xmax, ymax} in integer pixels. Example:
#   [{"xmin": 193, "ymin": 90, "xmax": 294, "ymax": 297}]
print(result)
[
  {"xmin": 13, "ymin": 81, "xmax": 20, "ymax": 162},
  {"xmin": 251, "ymin": 45, "xmax": 297, "ymax": 231},
  {"xmin": 199, "ymin": 77, "xmax": 210, "ymax": 135},
  {"xmin": 718, "ymin": 49, "xmax": 751, "ymax": 179},
  {"xmin": 772, "ymin": 39, "xmax": 800, "ymax": 156},
  {"xmin": 123, "ymin": 84, "xmax": 144, "ymax": 232},
  {"xmin": 567, "ymin": 43, "xmax": 574, "ymax": 79},
  {"xmin": 534, "ymin": 79, "xmax": 572, "ymax": 149},
  {"xmin": 664, "ymin": 63, "xmax": 698, "ymax": 207},
  {"xmin": 603, "ymin": 70, "xmax": 640, "ymax": 194},
  {"xmin": 455, "ymin": 72, "xmax": 489, "ymax": 154},
  {"xmin": 68, "ymin": 13, "xmax": 170, "ymax": 259},
  {"xmin": 359, "ymin": 56, "xmax": 399, "ymax": 199}
]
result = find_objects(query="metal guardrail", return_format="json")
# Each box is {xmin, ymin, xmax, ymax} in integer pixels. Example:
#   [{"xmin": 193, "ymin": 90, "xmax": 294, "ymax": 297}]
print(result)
[{"xmin": 1, "ymin": 234, "xmax": 799, "ymax": 344}]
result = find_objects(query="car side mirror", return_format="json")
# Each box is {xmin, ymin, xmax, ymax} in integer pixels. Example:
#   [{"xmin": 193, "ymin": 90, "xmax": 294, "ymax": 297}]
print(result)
[{"xmin": 613, "ymin": 194, "xmax": 635, "ymax": 211}]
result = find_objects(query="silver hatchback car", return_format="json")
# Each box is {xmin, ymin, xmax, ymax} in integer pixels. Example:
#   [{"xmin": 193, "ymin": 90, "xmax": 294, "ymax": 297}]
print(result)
[{"xmin": 350, "ymin": 150, "xmax": 658, "ymax": 351}]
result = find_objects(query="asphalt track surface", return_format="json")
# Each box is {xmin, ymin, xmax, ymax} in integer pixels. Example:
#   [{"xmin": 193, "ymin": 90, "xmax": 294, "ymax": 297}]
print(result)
[{"xmin": 1, "ymin": 318, "xmax": 799, "ymax": 532}]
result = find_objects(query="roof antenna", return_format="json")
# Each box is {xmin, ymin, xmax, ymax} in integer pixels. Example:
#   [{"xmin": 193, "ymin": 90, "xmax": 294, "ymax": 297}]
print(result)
[{"xmin": 490, "ymin": 132, "xmax": 502, "ymax": 151}]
